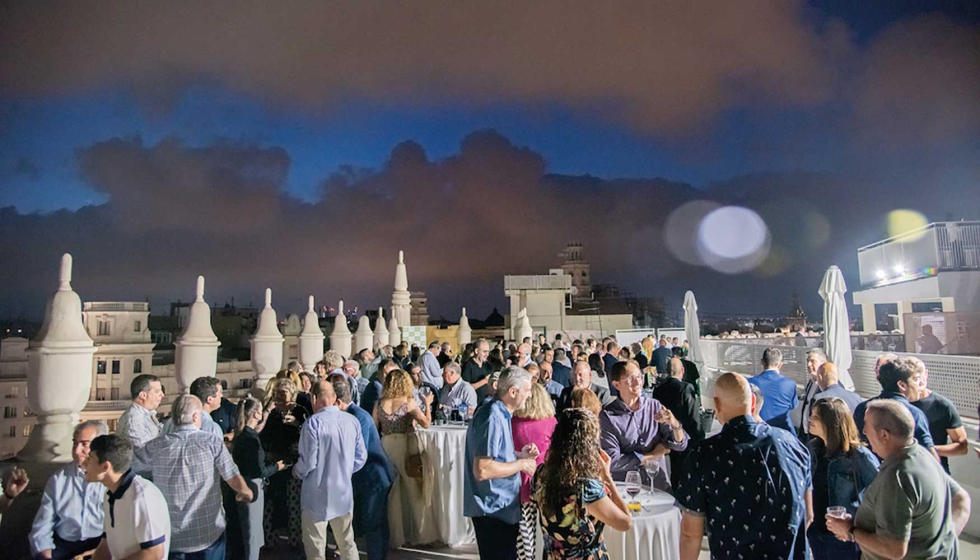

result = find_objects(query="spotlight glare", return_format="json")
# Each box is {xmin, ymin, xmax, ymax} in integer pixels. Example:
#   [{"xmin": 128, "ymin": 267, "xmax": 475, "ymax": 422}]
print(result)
[{"xmin": 876, "ymin": 269, "xmax": 887, "ymax": 280}]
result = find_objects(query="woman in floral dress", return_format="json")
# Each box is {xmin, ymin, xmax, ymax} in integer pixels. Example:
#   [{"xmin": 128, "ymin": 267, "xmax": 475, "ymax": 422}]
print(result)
[{"xmin": 532, "ymin": 408, "xmax": 632, "ymax": 559}]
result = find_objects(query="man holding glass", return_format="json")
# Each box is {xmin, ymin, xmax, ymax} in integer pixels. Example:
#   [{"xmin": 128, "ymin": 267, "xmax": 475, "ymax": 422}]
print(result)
[{"xmin": 599, "ymin": 360, "xmax": 688, "ymax": 491}]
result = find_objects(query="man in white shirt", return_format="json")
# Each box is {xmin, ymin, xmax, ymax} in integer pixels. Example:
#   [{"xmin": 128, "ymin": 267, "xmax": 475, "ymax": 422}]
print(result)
[
  {"xmin": 439, "ymin": 362, "xmax": 478, "ymax": 416},
  {"xmin": 31, "ymin": 420, "xmax": 108, "ymax": 559},
  {"xmin": 86, "ymin": 434, "xmax": 170, "ymax": 560}
]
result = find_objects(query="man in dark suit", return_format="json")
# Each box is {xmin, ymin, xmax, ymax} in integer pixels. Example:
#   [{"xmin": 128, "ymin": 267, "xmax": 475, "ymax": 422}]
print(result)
[
  {"xmin": 551, "ymin": 356, "xmax": 573, "ymax": 389},
  {"xmin": 557, "ymin": 361, "xmax": 613, "ymax": 412},
  {"xmin": 671, "ymin": 347, "xmax": 701, "ymax": 397},
  {"xmin": 329, "ymin": 374, "xmax": 396, "ymax": 560},
  {"xmin": 652, "ymin": 358, "xmax": 704, "ymax": 489},
  {"xmin": 602, "ymin": 340, "xmax": 620, "ymax": 376}
]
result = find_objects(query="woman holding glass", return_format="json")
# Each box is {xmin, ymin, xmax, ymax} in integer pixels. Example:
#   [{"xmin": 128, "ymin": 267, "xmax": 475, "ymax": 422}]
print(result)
[
  {"xmin": 533, "ymin": 408, "xmax": 632, "ymax": 559},
  {"xmin": 808, "ymin": 397, "xmax": 880, "ymax": 559},
  {"xmin": 374, "ymin": 369, "xmax": 435, "ymax": 548}
]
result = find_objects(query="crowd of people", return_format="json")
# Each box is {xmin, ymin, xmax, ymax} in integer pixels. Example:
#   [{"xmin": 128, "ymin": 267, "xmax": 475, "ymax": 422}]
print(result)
[{"xmin": 3, "ymin": 333, "xmax": 977, "ymax": 560}]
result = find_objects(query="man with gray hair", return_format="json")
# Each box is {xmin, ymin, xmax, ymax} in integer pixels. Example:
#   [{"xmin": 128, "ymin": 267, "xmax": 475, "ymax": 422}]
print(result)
[
  {"xmin": 440, "ymin": 361, "xmax": 478, "ymax": 416},
  {"xmin": 464, "ymin": 366, "xmax": 539, "ymax": 560},
  {"xmin": 747, "ymin": 347, "xmax": 799, "ymax": 435},
  {"xmin": 30, "ymin": 420, "xmax": 108, "ymax": 559},
  {"xmin": 827, "ymin": 400, "xmax": 971, "ymax": 559},
  {"xmin": 161, "ymin": 376, "xmax": 224, "ymax": 439},
  {"xmin": 136, "ymin": 394, "xmax": 252, "ymax": 559}
]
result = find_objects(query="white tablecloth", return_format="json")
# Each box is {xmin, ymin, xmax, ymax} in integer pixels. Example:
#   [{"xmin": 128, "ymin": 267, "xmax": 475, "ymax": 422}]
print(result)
[
  {"xmin": 605, "ymin": 484, "xmax": 681, "ymax": 560},
  {"xmin": 417, "ymin": 425, "xmax": 475, "ymax": 547}
]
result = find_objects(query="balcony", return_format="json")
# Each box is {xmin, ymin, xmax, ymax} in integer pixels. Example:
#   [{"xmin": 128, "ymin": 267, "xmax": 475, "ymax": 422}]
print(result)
[
  {"xmin": 857, "ymin": 221, "xmax": 980, "ymax": 288},
  {"xmin": 83, "ymin": 302, "xmax": 150, "ymax": 312},
  {"xmin": 504, "ymin": 275, "xmax": 572, "ymax": 292}
]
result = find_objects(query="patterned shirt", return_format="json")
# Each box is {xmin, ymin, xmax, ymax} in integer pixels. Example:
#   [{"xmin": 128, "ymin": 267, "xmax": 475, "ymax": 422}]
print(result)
[
  {"xmin": 676, "ymin": 415, "xmax": 812, "ymax": 559},
  {"xmin": 116, "ymin": 403, "xmax": 161, "ymax": 448},
  {"xmin": 135, "ymin": 425, "xmax": 240, "ymax": 553}
]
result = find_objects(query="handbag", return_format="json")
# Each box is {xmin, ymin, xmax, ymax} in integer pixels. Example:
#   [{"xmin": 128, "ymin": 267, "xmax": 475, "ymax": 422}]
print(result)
[{"xmin": 405, "ymin": 431, "xmax": 425, "ymax": 479}]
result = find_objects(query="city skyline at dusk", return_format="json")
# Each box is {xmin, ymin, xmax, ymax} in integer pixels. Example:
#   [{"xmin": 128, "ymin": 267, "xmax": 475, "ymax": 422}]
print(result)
[{"xmin": 1, "ymin": 2, "xmax": 978, "ymax": 321}]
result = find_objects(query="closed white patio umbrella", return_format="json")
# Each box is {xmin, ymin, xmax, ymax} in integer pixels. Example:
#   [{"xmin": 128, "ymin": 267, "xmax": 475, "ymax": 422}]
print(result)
[
  {"xmin": 818, "ymin": 265, "xmax": 856, "ymax": 391},
  {"xmin": 683, "ymin": 291, "xmax": 706, "ymax": 403}
]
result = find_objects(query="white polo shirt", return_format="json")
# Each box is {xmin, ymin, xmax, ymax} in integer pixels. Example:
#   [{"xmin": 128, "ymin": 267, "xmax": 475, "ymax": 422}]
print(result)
[{"xmin": 103, "ymin": 472, "xmax": 170, "ymax": 559}]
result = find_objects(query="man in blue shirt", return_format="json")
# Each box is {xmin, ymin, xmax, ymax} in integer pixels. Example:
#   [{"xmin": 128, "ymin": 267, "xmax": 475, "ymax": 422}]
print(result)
[
  {"xmin": 329, "ymin": 374, "xmax": 395, "ymax": 560},
  {"xmin": 464, "ymin": 366, "xmax": 540, "ymax": 560},
  {"xmin": 295, "ymin": 381, "xmax": 367, "ymax": 560},
  {"xmin": 853, "ymin": 357, "xmax": 939, "ymax": 461},
  {"xmin": 677, "ymin": 372, "xmax": 812, "ymax": 560},
  {"xmin": 30, "ymin": 420, "xmax": 108, "ymax": 560},
  {"xmin": 747, "ymin": 347, "xmax": 799, "ymax": 435}
]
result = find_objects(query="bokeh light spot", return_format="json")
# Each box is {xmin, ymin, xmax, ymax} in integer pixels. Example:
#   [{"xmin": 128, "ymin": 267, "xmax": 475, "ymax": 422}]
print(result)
[
  {"xmin": 696, "ymin": 206, "xmax": 771, "ymax": 274},
  {"xmin": 664, "ymin": 200, "xmax": 720, "ymax": 266},
  {"xmin": 887, "ymin": 209, "xmax": 928, "ymax": 241}
]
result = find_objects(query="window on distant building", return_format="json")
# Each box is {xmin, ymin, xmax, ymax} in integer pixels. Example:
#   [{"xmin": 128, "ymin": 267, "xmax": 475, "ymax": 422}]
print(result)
[
  {"xmin": 22, "ymin": 425, "xmax": 31, "ymax": 437},
  {"xmin": 240, "ymin": 379, "xmax": 253, "ymax": 389},
  {"xmin": 134, "ymin": 359, "xmax": 142, "ymax": 374},
  {"xmin": 96, "ymin": 388, "xmax": 106, "ymax": 401},
  {"xmin": 107, "ymin": 419, "xmax": 117, "ymax": 432},
  {"xmin": 8, "ymin": 426, "xmax": 15, "ymax": 438},
  {"xmin": 112, "ymin": 360, "xmax": 120, "ymax": 374},
  {"xmin": 111, "ymin": 387, "xmax": 120, "ymax": 400},
  {"xmin": 3, "ymin": 406, "xmax": 16, "ymax": 419},
  {"xmin": 98, "ymin": 320, "xmax": 110, "ymax": 336},
  {"xmin": 134, "ymin": 320, "xmax": 141, "ymax": 332},
  {"xmin": 97, "ymin": 360, "xmax": 106, "ymax": 374}
]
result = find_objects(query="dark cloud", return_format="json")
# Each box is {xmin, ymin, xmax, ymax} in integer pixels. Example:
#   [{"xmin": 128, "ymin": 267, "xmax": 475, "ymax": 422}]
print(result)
[
  {"xmin": 0, "ymin": 157, "xmax": 40, "ymax": 180},
  {"xmin": 0, "ymin": 2, "xmax": 837, "ymax": 134},
  {"xmin": 849, "ymin": 15, "xmax": 980, "ymax": 147},
  {"xmin": 2, "ymin": 130, "xmax": 977, "ymax": 322}
]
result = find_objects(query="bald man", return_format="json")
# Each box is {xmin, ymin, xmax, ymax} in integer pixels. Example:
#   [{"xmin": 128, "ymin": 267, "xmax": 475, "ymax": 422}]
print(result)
[
  {"xmin": 295, "ymin": 381, "xmax": 366, "ymax": 560},
  {"xmin": 677, "ymin": 373, "xmax": 812, "ymax": 560},
  {"xmin": 813, "ymin": 362, "xmax": 862, "ymax": 411}
]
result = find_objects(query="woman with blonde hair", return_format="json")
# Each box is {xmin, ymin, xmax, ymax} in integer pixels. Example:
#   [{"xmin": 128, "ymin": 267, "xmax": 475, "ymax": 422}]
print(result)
[
  {"xmin": 373, "ymin": 369, "xmax": 435, "ymax": 547},
  {"xmin": 259, "ymin": 377, "xmax": 308, "ymax": 547},
  {"xmin": 808, "ymin": 397, "xmax": 879, "ymax": 559},
  {"xmin": 570, "ymin": 387, "xmax": 602, "ymax": 417},
  {"xmin": 533, "ymin": 409, "xmax": 631, "ymax": 559},
  {"xmin": 512, "ymin": 383, "xmax": 558, "ymax": 560}
]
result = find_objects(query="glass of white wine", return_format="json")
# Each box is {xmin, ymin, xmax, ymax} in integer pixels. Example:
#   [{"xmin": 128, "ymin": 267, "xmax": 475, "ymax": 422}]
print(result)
[
  {"xmin": 644, "ymin": 461, "xmax": 660, "ymax": 494},
  {"xmin": 625, "ymin": 470, "xmax": 642, "ymax": 513}
]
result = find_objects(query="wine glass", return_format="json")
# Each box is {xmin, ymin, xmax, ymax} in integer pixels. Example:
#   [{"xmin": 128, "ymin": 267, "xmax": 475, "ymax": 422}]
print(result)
[
  {"xmin": 624, "ymin": 470, "xmax": 642, "ymax": 512},
  {"xmin": 644, "ymin": 460, "xmax": 660, "ymax": 494}
]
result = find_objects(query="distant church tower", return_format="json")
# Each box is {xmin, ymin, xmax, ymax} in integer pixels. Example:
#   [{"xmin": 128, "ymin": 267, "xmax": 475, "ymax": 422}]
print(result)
[
  {"xmin": 787, "ymin": 291, "xmax": 807, "ymax": 332},
  {"xmin": 559, "ymin": 242, "xmax": 592, "ymax": 297}
]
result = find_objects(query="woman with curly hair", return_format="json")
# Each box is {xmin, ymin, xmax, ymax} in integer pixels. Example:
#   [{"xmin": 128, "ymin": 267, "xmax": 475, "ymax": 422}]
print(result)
[
  {"xmin": 533, "ymin": 408, "xmax": 631, "ymax": 559},
  {"xmin": 373, "ymin": 369, "xmax": 435, "ymax": 547}
]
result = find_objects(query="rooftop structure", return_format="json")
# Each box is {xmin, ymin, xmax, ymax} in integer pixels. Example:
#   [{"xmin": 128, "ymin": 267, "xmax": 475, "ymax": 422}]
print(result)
[{"xmin": 853, "ymin": 221, "xmax": 980, "ymax": 332}]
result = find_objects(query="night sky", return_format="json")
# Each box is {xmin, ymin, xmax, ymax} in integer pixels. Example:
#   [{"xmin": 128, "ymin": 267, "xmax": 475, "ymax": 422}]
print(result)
[{"xmin": 1, "ymin": 2, "xmax": 978, "ymax": 323}]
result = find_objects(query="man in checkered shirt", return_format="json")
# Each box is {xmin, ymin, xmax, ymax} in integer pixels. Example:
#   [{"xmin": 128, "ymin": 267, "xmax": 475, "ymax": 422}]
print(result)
[
  {"xmin": 136, "ymin": 394, "xmax": 253, "ymax": 559},
  {"xmin": 116, "ymin": 374, "xmax": 164, "ymax": 449}
]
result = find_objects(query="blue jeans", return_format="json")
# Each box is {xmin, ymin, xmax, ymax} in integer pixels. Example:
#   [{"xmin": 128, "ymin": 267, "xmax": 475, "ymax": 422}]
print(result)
[
  {"xmin": 168, "ymin": 532, "xmax": 225, "ymax": 560},
  {"xmin": 808, "ymin": 528, "xmax": 860, "ymax": 560}
]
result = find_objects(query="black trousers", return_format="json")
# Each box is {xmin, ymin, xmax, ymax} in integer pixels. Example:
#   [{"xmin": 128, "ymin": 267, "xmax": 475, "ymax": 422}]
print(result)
[
  {"xmin": 472, "ymin": 515, "xmax": 518, "ymax": 560},
  {"xmin": 50, "ymin": 534, "xmax": 102, "ymax": 560}
]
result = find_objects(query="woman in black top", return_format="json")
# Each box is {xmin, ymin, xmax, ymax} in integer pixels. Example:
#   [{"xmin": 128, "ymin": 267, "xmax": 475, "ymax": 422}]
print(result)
[
  {"xmin": 259, "ymin": 379, "xmax": 307, "ymax": 549},
  {"xmin": 230, "ymin": 396, "xmax": 285, "ymax": 560}
]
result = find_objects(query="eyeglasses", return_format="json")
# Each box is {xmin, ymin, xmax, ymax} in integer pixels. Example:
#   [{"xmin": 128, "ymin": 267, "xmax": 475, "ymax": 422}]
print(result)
[{"xmin": 622, "ymin": 374, "xmax": 644, "ymax": 384}]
